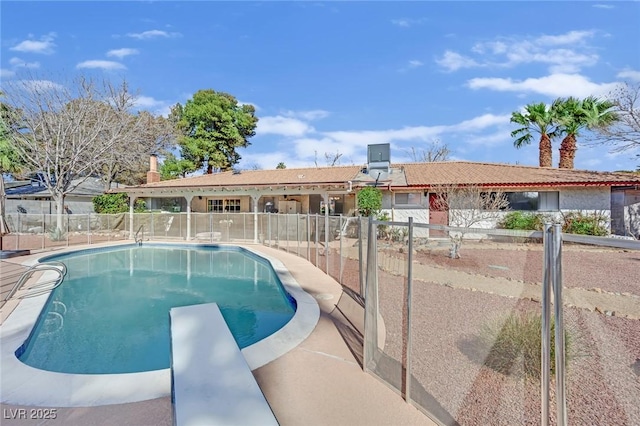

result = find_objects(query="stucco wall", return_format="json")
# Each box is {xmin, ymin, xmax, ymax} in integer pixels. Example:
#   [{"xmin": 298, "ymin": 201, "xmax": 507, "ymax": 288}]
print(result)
[{"xmin": 560, "ymin": 187, "xmax": 610, "ymax": 211}]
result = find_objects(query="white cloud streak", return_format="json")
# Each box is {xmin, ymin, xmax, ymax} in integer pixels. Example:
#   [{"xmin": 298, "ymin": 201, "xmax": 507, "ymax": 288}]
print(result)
[
  {"xmin": 0, "ymin": 69, "xmax": 16, "ymax": 79},
  {"xmin": 467, "ymin": 73, "xmax": 620, "ymax": 98},
  {"xmin": 106, "ymin": 48, "xmax": 140, "ymax": 59},
  {"xmin": 126, "ymin": 30, "xmax": 182, "ymax": 40},
  {"xmin": 9, "ymin": 57, "xmax": 40, "ymax": 69},
  {"xmin": 76, "ymin": 60, "xmax": 127, "ymax": 70},
  {"xmin": 436, "ymin": 30, "xmax": 599, "ymax": 73},
  {"xmin": 257, "ymin": 116, "xmax": 314, "ymax": 137},
  {"xmin": 617, "ymin": 69, "xmax": 640, "ymax": 82},
  {"xmin": 435, "ymin": 51, "xmax": 480, "ymax": 72},
  {"xmin": 10, "ymin": 33, "xmax": 57, "ymax": 54}
]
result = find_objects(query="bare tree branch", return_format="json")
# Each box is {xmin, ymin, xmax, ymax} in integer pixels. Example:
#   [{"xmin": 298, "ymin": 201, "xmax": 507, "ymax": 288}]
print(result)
[
  {"xmin": 407, "ymin": 139, "xmax": 451, "ymax": 162},
  {"xmin": 431, "ymin": 184, "xmax": 510, "ymax": 258},
  {"xmin": 3, "ymin": 73, "xmax": 143, "ymax": 230},
  {"xmin": 588, "ymin": 82, "xmax": 640, "ymax": 154}
]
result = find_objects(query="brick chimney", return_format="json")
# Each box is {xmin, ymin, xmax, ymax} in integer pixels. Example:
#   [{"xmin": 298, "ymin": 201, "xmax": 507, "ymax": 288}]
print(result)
[{"xmin": 146, "ymin": 155, "xmax": 160, "ymax": 184}]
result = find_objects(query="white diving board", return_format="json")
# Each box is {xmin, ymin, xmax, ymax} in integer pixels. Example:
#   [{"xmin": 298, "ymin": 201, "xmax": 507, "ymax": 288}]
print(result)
[{"xmin": 170, "ymin": 303, "xmax": 279, "ymax": 426}]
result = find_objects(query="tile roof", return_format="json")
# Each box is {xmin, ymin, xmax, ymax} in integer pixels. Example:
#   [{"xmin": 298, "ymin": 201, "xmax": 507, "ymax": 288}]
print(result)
[
  {"xmin": 137, "ymin": 165, "xmax": 363, "ymax": 189},
  {"xmin": 399, "ymin": 162, "xmax": 640, "ymax": 188},
  {"xmin": 116, "ymin": 162, "xmax": 640, "ymax": 193}
]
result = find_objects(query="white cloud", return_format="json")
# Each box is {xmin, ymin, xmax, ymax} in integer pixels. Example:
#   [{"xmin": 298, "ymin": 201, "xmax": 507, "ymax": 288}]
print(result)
[
  {"xmin": 126, "ymin": 30, "xmax": 182, "ymax": 40},
  {"xmin": 452, "ymin": 113, "xmax": 511, "ymax": 132},
  {"xmin": 617, "ymin": 69, "xmax": 640, "ymax": 82},
  {"xmin": 257, "ymin": 116, "xmax": 313, "ymax": 137},
  {"xmin": 535, "ymin": 30, "xmax": 595, "ymax": 46},
  {"xmin": 10, "ymin": 33, "xmax": 56, "ymax": 54},
  {"xmin": 435, "ymin": 51, "xmax": 480, "ymax": 72},
  {"xmin": 439, "ymin": 30, "xmax": 599, "ymax": 74},
  {"xmin": 0, "ymin": 69, "xmax": 16, "ymax": 79},
  {"xmin": 238, "ymin": 100, "xmax": 261, "ymax": 111},
  {"xmin": 592, "ymin": 4, "xmax": 614, "ymax": 9},
  {"xmin": 408, "ymin": 60, "xmax": 424, "ymax": 68},
  {"xmin": 20, "ymin": 80, "xmax": 65, "ymax": 92},
  {"xmin": 391, "ymin": 18, "xmax": 425, "ymax": 28},
  {"xmin": 106, "ymin": 48, "xmax": 140, "ymax": 59},
  {"xmin": 467, "ymin": 73, "xmax": 619, "ymax": 98},
  {"xmin": 282, "ymin": 109, "xmax": 330, "ymax": 121},
  {"xmin": 76, "ymin": 60, "xmax": 126, "ymax": 70},
  {"xmin": 8, "ymin": 57, "xmax": 40, "ymax": 69},
  {"xmin": 133, "ymin": 95, "xmax": 172, "ymax": 116}
]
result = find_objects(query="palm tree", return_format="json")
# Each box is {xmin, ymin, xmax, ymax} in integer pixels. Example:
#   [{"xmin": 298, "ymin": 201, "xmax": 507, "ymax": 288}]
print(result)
[
  {"xmin": 555, "ymin": 96, "xmax": 618, "ymax": 169},
  {"xmin": 510, "ymin": 102, "xmax": 559, "ymax": 168}
]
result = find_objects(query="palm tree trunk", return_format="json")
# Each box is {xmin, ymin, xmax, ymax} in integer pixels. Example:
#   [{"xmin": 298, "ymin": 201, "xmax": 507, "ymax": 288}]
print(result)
[
  {"xmin": 539, "ymin": 134, "xmax": 552, "ymax": 168},
  {"xmin": 559, "ymin": 135, "xmax": 577, "ymax": 169}
]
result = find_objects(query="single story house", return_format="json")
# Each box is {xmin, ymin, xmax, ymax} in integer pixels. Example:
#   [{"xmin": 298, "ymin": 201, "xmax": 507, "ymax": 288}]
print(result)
[
  {"xmin": 113, "ymin": 149, "xmax": 640, "ymax": 240},
  {"xmin": 5, "ymin": 176, "xmax": 123, "ymax": 215}
]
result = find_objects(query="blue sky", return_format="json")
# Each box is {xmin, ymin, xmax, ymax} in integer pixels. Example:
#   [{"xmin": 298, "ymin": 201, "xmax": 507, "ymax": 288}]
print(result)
[{"xmin": 1, "ymin": 1, "xmax": 639, "ymax": 172}]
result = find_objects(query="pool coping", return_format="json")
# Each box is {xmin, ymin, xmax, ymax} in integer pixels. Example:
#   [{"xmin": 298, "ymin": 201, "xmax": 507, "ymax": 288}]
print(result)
[{"xmin": 0, "ymin": 243, "xmax": 319, "ymax": 407}]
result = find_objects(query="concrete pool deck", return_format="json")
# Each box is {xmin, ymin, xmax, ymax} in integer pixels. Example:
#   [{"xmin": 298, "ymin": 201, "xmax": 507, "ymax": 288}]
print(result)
[{"xmin": 0, "ymin": 242, "xmax": 434, "ymax": 426}]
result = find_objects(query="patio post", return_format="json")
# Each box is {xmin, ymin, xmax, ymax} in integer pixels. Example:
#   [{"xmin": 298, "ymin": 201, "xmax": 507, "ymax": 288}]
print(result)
[
  {"xmin": 323, "ymin": 193, "xmax": 329, "ymax": 273},
  {"xmin": 252, "ymin": 194, "xmax": 260, "ymax": 243},
  {"xmin": 185, "ymin": 195, "xmax": 193, "ymax": 241},
  {"xmin": 129, "ymin": 196, "xmax": 136, "ymax": 239}
]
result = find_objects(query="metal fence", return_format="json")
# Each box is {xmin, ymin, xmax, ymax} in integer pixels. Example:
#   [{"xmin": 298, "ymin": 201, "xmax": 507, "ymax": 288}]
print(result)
[
  {"xmin": 361, "ymin": 217, "xmax": 640, "ymax": 426},
  {"xmin": 2, "ymin": 212, "xmax": 639, "ymax": 425}
]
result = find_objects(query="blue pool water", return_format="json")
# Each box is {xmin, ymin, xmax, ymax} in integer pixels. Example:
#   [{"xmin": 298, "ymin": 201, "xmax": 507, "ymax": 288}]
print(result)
[{"xmin": 17, "ymin": 245, "xmax": 296, "ymax": 374}]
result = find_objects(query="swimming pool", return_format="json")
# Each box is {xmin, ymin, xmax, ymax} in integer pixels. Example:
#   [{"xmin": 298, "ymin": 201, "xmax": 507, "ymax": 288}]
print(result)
[
  {"xmin": 18, "ymin": 245, "xmax": 296, "ymax": 374},
  {"xmin": 0, "ymin": 243, "xmax": 319, "ymax": 406}
]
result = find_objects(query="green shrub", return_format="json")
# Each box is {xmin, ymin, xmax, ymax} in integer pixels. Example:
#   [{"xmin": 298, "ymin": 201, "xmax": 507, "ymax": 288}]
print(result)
[
  {"xmin": 498, "ymin": 211, "xmax": 544, "ymax": 231},
  {"xmin": 48, "ymin": 227, "xmax": 66, "ymax": 241},
  {"xmin": 357, "ymin": 187, "xmax": 382, "ymax": 217},
  {"xmin": 93, "ymin": 193, "xmax": 146, "ymax": 213},
  {"xmin": 561, "ymin": 212, "xmax": 608, "ymax": 236},
  {"xmin": 479, "ymin": 311, "xmax": 572, "ymax": 379}
]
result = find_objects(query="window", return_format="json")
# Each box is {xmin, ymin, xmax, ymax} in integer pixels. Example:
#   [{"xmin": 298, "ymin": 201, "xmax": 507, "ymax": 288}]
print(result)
[
  {"xmin": 207, "ymin": 199, "xmax": 241, "ymax": 212},
  {"xmin": 538, "ymin": 192, "xmax": 559, "ymax": 211},
  {"xmin": 394, "ymin": 192, "xmax": 421, "ymax": 206},
  {"xmin": 504, "ymin": 191, "xmax": 559, "ymax": 211},
  {"xmin": 208, "ymin": 199, "xmax": 223, "ymax": 212}
]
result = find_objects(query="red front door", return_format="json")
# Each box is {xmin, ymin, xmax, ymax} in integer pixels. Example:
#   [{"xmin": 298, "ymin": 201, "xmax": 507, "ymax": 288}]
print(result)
[{"xmin": 428, "ymin": 193, "xmax": 448, "ymax": 237}]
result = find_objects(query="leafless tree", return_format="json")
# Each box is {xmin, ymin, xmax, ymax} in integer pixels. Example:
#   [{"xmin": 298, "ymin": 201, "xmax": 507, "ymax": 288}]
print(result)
[
  {"xmin": 100, "ymin": 110, "xmax": 175, "ymax": 190},
  {"xmin": 314, "ymin": 150, "xmax": 343, "ymax": 167},
  {"xmin": 589, "ymin": 82, "xmax": 640, "ymax": 156},
  {"xmin": 430, "ymin": 184, "xmax": 510, "ymax": 258},
  {"xmin": 2, "ymin": 74, "xmax": 143, "ymax": 232},
  {"xmin": 407, "ymin": 139, "xmax": 451, "ymax": 162},
  {"xmin": 324, "ymin": 150, "xmax": 343, "ymax": 166}
]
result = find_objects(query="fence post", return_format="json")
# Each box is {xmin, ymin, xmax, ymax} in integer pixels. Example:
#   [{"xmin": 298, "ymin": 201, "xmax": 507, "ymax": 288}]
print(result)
[
  {"xmin": 307, "ymin": 214, "xmax": 311, "ymax": 260},
  {"xmin": 553, "ymin": 224, "xmax": 567, "ymax": 426},
  {"xmin": 87, "ymin": 213, "xmax": 91, "ymax": 245},
  {"xmin": 339, "ymin": 215, "xmax": 344, "ymax": 284},
  {"xmin": 541, "ymin": 223, "xmax": 553, "ymax": 426},
  {"xmin": 363, "ymin": 215, "xmax": 379, "ymax": 372},
  {"xmin": 405, "ymin": 217, "xmax": 414, "ymax": 403},
  {"xmin": 66, "ymin": 215, "xmax": 70, "ymax": 247},
  {"xmin": 296, "ymin": 213, "xmax": 301, "ymax": 257},
  {"xmin": 41, "ymin": 213, "xmax": 45, "ymax": 250},
  {"xmin": 315, "ymin": 214, "xmax": 319, "ymax": 267},
  {"xmin": 359, "ymin": 217, "xmax": 364, "ymax": 296}
]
